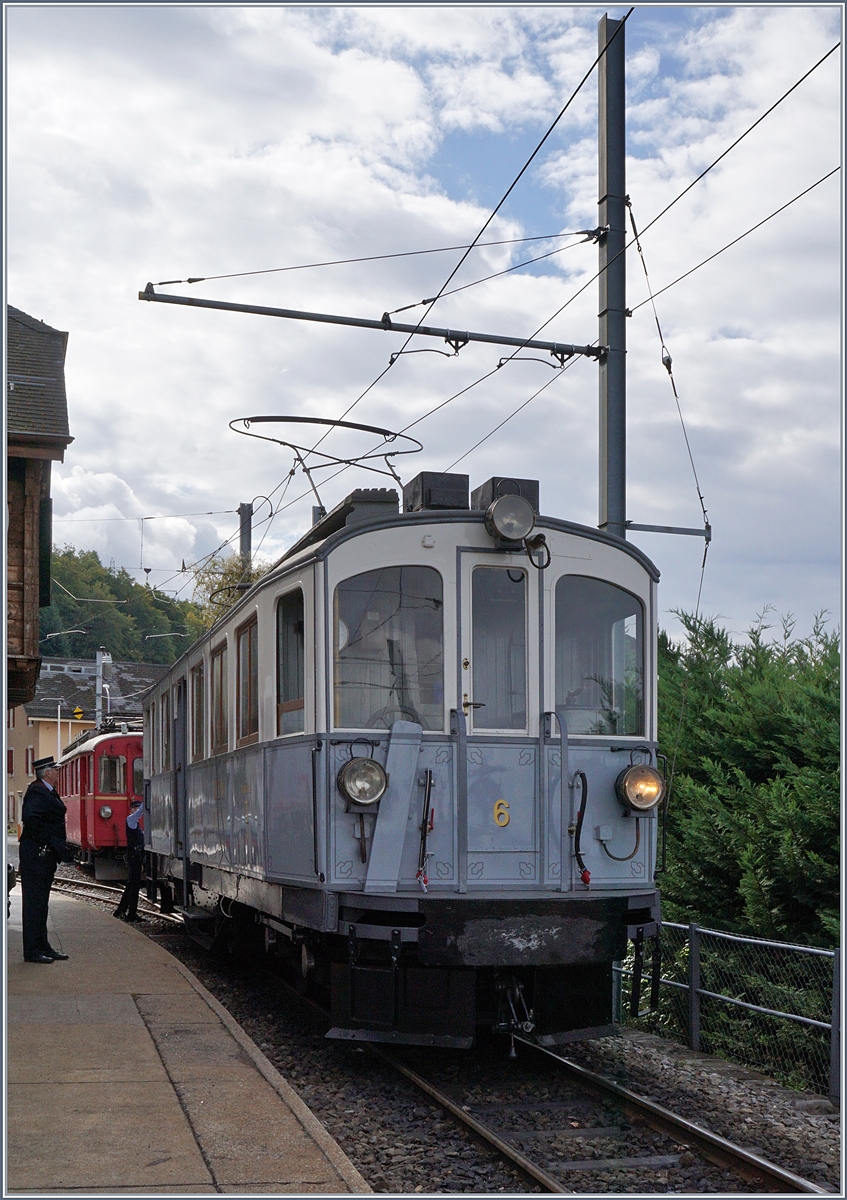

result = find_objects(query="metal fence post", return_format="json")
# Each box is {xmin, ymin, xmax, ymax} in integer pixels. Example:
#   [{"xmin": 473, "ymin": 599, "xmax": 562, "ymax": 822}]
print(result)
[
  {"xmin": 612, "ymin": 960, "xmax": 622, "ymax": 1023},
  {"xmin": 688, "ymin": 923, "xmax": 701, "ymax": 1052},
  {"xmin": 829, "ymin": 948, "xmax": 840, "ymax": 1106}
]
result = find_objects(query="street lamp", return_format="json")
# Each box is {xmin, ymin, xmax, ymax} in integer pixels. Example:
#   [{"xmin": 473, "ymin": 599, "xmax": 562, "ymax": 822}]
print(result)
[{"xmin": 39, "ymin": 629, "xmax": 86, "ymax": 641}]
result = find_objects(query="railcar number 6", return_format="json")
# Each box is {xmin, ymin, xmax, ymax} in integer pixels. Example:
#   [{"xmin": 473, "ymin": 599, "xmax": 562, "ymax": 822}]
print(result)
[{"xmin": 493, "ymin": 799, "xmax": 510, "ymax": 827}]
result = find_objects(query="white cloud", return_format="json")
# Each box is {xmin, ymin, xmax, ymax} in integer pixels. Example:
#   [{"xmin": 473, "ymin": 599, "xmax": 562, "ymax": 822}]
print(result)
[{"xmin": 6, "ymin": 5, "xmax": 840, "ymax": 636}]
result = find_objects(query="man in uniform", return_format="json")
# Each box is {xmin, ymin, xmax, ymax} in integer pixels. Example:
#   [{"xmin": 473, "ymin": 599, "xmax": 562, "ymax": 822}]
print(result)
[
  {"xmin": 114, "ymin": 797, "xmax": 145, "ymax": 922},
  {"xmin": 19, "ymin": 757, "xmax": 71, "ymax": 962}
]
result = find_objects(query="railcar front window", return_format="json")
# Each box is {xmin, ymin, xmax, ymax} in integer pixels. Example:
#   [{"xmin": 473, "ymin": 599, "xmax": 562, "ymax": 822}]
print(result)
[
  {"xmin": 334, "ymin": 566, "xmax": 444, "ymax": 730},
  {"xmin": 98, "ymin": 755, "xmax": 126, "ymax": 794},
  {"xmin": 277, "ymin": 590, "xmax": 305, "ymax": 734},
  {"xmin": 471, "ymin": 566, "xmax": 527, "ymax": 730},
  {"xmin": 555, "ymin": 575, "xmax": 643, "ymax": 735}
]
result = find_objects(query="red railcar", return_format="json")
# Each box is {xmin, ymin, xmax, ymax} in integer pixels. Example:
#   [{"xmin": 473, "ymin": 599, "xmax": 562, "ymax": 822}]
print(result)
[{"xmin": 58, "ymin": 720, "xmax": 144, "ymax": 880}]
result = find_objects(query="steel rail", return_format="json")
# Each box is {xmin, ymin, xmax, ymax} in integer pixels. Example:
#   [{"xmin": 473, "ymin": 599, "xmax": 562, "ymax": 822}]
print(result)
[
  {"xmin": 518, "ymin": 1039, "xmax": 828, "ymax": 1194},
  {"xmin": 366, "ymin": 1045, "xmax": 572, "ymax": 1193},
  {"xmin": 51, "ymin": 876, "xmax": 184, "ymax": 925},
  {"xmin": 138, "ymin": 285, "xmax": 603, "ymax": 360}
]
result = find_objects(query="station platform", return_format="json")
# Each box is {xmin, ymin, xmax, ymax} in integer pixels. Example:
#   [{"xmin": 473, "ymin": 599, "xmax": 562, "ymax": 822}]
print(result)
[{"xmin": 6, "ymin": 890, "xmax": 371, "ymax": 1195}]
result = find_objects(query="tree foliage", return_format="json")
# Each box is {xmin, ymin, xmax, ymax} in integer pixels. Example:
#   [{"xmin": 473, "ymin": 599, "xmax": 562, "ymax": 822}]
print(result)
[
  {"xmin": 658, "ymin": 610, "xmax": 840, "ymax": 948},
  {"xmin": 39, "ymin": 546, "xmax": 201, "ymax": 664},
  {"xmin": 189, "ymin": 551, "xmax": 272, "ymax": 629}
]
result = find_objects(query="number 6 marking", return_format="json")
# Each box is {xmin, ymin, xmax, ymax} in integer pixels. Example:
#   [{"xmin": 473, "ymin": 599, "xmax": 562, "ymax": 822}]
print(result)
[{"xmin": 494, "ymin": 799, "xmax": 510, "ymax": 827}]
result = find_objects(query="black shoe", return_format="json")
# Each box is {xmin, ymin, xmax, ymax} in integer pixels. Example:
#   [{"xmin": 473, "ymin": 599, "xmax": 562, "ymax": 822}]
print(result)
[
  {"xmin": 113, "ymin": 910, "xmax": 126, "ymax": 919},
  {"xmin": 123, "ymin": 914, "xmax": 142, "ymax": 923},
  {"xmin": 46, "ymin": 948, "xmax": 69, "ymax": 960},
  {"xmin": 24, "ymin": 953, "xmax": 54, "ymax": 963}
]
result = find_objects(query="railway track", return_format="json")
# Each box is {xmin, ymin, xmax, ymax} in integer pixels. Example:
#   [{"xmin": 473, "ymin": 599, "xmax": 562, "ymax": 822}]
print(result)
[
  {"xmin": 245, "ymin": 965, "xmax": 829, "ymax": 1195},
  {"xmin": 50, "ymin": 873, "xmax": 183, "ymax": 925},
  {"xmin": 370, "ymin": 1040, "xmax": 830, "ymax": 1195}
]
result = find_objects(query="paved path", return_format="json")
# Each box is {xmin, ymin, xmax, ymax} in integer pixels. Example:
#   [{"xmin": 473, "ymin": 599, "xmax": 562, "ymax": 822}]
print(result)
[{"xmin": 7, "ymin": 890, "xmax": 370, "ymax": 1195}]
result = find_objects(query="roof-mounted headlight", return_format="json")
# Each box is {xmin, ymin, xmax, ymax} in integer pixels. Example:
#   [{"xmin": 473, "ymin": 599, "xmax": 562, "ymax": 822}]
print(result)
[
  {"xmin": 485, "ymin": 494, "xmax": 535, "ymax": 542},
  {"xmin": 337, "ymin": 757, "xmax": 388, "ymax": 806},
  {"xmin": 615, "ymin": 765, "xmax": 666, "ymax": 813}
]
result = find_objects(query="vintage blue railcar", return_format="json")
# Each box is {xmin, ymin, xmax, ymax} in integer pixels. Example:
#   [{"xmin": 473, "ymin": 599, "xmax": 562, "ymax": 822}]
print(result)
[{"xmin": 143, "ymin": 472, "xmax": 664, "ymax": 1047}]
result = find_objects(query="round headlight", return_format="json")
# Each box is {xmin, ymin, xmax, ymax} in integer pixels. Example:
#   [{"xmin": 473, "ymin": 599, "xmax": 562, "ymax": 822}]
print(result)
[
  {"xmin": 485, "ymin": 494, "xmax": 535, "ymax": 541},
  {"xmin": 338, "ymin": 758, "xmax": 388, "ymax": 806},
  {"xmin": 615, "ymin": 765, "xmax": 666, "ymax": 812},
  {"xmin": 99, "ymin": 805, "xmax": 113, "ymax": 820}
]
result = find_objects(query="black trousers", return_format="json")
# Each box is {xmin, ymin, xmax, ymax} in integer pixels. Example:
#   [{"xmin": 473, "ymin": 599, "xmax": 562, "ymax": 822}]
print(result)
[
  {"xmin": 116, "ymin": 847, "xmax": 143, "ymax": 918},
  {"xmin": 19, "ymin": 840, "xmax": 57, "ymax": 958}
]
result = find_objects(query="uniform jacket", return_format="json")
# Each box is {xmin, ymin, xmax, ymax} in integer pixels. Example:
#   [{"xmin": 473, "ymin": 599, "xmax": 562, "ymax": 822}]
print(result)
[{"xmin": 20, "ymin": 780, "xmax": 70, "ymax": 859}]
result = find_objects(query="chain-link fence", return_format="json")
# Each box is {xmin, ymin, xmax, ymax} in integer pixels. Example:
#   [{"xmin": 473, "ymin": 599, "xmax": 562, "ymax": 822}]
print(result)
[{"xmin": 613, "ymin": 922, "xmax": 839, "ymax": 1101}]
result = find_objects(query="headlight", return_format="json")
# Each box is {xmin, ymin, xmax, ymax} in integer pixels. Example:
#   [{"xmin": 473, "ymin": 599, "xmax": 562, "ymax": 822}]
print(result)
[
  {"xmin": 99, "ymin": 805, "xmax": 113, "ymax": 820},
  {"xmin": 338, "ymin": 758, "xmax": 388, "ymax": 806},
  {"xmin": 484, "ymin": 494, "xmax": 535, "ymax": 541},
  {"xmin": 615, "ymin": 765, "xmax": 665, "ymax": 812}
]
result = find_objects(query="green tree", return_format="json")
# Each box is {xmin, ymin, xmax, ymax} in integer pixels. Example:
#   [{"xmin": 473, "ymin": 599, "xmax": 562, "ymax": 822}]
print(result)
[
  {"xmin": 189, "ymin": 551, "xmax": 272, "ymax": 630},
  {"xmin": 658, "ymin": 611, "xmax": 840, "ymax": 948},
  {"xmin": 40, "ymin": 546, "xmax": 200, "ymax": 664}
]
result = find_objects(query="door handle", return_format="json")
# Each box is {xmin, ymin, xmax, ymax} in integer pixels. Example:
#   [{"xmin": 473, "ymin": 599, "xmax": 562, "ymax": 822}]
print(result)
[{"xmin": 462, "ymin": 694, "xmax": 486, "ymax": 715}]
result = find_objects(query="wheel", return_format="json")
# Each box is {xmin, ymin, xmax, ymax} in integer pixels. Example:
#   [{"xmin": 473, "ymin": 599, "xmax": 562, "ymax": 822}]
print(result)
[{"xmin": 366, "ymin": 704, "xmax": 423, "ymax": 728}]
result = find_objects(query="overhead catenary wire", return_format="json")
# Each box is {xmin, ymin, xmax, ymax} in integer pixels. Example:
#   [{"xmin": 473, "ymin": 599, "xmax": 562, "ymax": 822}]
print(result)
[
  {"xmin": 154, "ymin": 231, "xmax": 598, "ymax": 287},
  {"xmin": 626, "ymin": 198, "xmax": 708, "ymax": 534},
  {"xmin": 54, "ymin": 509, "xmax": 237, "ymax": 523},
  {"xmin": 386, "ymin": 231, "xmax": 598, "ymax": 316},
  {"xmin": 628, "ymin": 166, "xmax": 840, "ymax": 314}
]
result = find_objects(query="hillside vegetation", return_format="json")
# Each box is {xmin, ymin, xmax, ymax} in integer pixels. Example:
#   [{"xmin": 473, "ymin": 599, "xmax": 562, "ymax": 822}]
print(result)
[
  {"xmin": 40, "ymin": 547, "xmax": 203, "ymax": 663},
  {"xmin": 658, "ymin": 611, "xmax": 840, "ymax": 948}
]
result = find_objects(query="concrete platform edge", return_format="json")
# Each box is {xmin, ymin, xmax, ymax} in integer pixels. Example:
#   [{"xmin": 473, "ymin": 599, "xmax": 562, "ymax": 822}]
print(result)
[{"xmin": 169, "ymin": 960, "xmax": 372, "ymax": 1194}]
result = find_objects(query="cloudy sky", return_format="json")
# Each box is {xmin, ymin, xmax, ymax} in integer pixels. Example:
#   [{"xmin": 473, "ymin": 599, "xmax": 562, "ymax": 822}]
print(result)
[{"xmin": 6, "ymin": 4, "xmax": 842, "ymax": 641}]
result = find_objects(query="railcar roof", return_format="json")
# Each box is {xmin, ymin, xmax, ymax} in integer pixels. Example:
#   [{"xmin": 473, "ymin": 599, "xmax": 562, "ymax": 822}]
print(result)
[
  {"xmin": 274, "ymin": 507, "xmax": 660, "ymax": 580},
  {"xmin": 153, "ymin": 504, "xmax": 660, "ymax": 686},
  {"xmin": 59, "ymin": 728, "xmax": 143, "ymax": 762}
]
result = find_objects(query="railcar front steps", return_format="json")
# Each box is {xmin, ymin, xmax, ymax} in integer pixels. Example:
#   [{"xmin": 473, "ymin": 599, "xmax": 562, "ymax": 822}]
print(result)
[{"xmin": 175, "ymin": 905, "xmax": 216, "ymax": 950}]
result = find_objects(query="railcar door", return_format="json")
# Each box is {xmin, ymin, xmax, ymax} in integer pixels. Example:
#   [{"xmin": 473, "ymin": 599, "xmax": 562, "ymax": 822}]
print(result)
[
  {"xmin": 459, "ymin": 551, "xmax": 544, "ymax": 888},
  {"xmin": 172, "ymin": 679, "xmax": 189, "ymax": 901}
]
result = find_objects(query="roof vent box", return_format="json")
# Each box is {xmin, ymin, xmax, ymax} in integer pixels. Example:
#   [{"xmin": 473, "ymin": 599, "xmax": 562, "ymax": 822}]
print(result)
[
  {"xmin": 471, "ymin": 477, "xmax": 539, "ymax": 513},
  {"xmin": 403, "ymin": 471, "xmax": 470, "ymax": 512}
]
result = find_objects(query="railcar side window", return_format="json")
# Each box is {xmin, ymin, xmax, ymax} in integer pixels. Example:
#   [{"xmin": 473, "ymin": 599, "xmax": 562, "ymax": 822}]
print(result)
[
  {"xmin": 161, "ymin": 691, "xmax": 171, "ymax": 769},
  {"xmin": 334, "ymin": 566, "xmax": 444, "ymax": 730},
  {"xmin": 555, "ymin": 575, "xmax": 643, "ymax": 735},
  {"xmin": 237, "ymin": 618, "xmax": 259, "ymax": 745},
  {"xmin": 471, "ymin": 566, "xmax": 527, "ymax": 730},
  {"xmin": 132, "ymin": 757, "xmax": 144, "ymax": 796},
  {"xmin": 99, "ymin": 755, "xmax": 126, "ymax": 794},
  {"xmin": 277, "ymin": 590, "xmax": 305, "ymax": 735},
  {"xmin": 191, "ymin": 662, "xmax": 205, "ymax": 760},
  {"xmin": 211, "ymin": 644, "xmax": 228, "ymax": 753}
]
